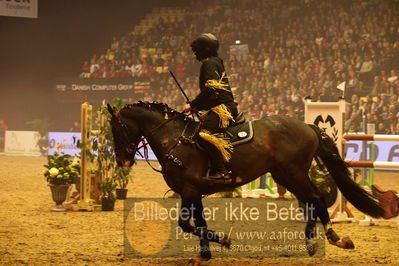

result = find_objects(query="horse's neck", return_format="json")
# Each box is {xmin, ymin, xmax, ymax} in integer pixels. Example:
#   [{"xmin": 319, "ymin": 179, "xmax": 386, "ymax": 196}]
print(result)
[{"xmin": 140, "ymin": 113, "xmax": 187, "ymax": 163}]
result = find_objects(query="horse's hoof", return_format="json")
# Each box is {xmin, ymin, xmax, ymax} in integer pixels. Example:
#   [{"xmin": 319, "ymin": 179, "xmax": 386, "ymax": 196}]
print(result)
[
  {"xmin": 341, "ymin": 237, "xmax": 355, "ymax": 249},
  {"xmin": 221, "ymin": 236, "xmax": 231, "ymax": 249},
  {"xmin": 188, "ymin": 256, "xmax": 203, "ymax": 266},
  {"xmin": 328, "ymin": 237, "xmax": 355, "ymax": 249},
  {"xmin": 325, "ymin": 228, "xmax": 340, "ymax": 242},
  {"xmin": 305, "ymin": 238, "xmax": 318, "ymax": 256}
]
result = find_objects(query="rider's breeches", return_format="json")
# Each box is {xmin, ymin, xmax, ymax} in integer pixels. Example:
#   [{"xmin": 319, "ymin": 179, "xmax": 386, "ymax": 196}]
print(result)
[{"xmin": 199, "ymin": 110, "xmax": 233, "ymax": 162}]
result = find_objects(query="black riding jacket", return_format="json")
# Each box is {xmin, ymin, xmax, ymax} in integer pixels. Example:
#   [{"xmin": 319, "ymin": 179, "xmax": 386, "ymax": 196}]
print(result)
[{"xmin": 190, "ymin": 56, "xmax": 236, "ymax": 111}]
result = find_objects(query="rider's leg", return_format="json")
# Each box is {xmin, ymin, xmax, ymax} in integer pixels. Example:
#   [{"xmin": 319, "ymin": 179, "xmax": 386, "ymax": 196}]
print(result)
[
  {"xmin": 198, "ymin": 137, "xmax": 231, "ymax": 180},
  {"xmin": 199, "ymin": 111, "xmax": 232, "ymax": 181}
]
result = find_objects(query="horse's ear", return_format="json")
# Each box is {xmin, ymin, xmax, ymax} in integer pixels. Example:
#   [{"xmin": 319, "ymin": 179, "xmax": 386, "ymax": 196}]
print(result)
[{"xmin": 107, "ymin": 104, "xmax": 115, "ymax": 117}]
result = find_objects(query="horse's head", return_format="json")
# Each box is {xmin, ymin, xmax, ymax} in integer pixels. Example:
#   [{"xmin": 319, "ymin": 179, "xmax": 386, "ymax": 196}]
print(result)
[{"xmin": 107, "ymin": 104, "xmax": 141, "ymax": 167}]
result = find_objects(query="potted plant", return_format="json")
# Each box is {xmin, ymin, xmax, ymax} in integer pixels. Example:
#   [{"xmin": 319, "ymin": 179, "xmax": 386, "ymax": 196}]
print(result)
[
  {"xmin": 114, "ymin": 166, "xmax": 133, "ymax": 199},
  {"xmin": 308, "ymin": 160, "xmax": 338, "ymax": 208},
  {"xmin": 74, "ymin": 98, "xmax": 127, "ymax": 209},
  {"xmin": 98, "ymin": 177, "xmax": 117, "ymax": 211},
  {"xmin": 43, "ymin": 145, "xmax": 80, "ymax": 211},
  {"xmin": 94, "ymin": 98, "xmax": 127, "ymax": 206},
  {"xmin": 73, "ymin": 98, "xmax": 125, "ymax": 205}
]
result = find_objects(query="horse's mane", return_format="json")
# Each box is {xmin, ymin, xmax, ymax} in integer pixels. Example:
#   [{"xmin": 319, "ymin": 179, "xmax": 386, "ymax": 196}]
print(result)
[{"xmin": 125, "ymin": 101, "xmax": 192, "ymax": 121}]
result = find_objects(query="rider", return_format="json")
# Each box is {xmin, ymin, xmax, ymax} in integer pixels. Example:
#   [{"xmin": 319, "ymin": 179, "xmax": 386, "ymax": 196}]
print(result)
[{"xmin": 183, "ymin": 33, "xmax": 238, "ymax": 182}]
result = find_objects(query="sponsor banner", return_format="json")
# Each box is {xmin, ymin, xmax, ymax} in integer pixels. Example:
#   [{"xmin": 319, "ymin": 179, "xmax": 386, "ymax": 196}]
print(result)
[
  {"xmin": 4, "ymin": 131, "xmax": 40, "ymax": 156},
  {"xmin": 345, "ymin": 140, "xmax": 399, "ymax": 170},
  {"xmin": 47, "ymin": 132, "xmax": 157, "ymax": 161},
  {"xmin": 54, "ymin": 77, "xmax": 150, "ymax": 103},
  {"xmin": 124, "ymin": 198, "xmax": 326, "ymax": 258},
  {"xmin": 48, "ymin": 132, "xmax": 81, "ymax": 156},
  {"xmin": 0, "ymin": 0, "xmax": 38, "ymax": 18}
]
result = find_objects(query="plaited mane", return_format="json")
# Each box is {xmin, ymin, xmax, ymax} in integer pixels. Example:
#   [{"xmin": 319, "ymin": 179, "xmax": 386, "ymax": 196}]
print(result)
[{"xmin": 125, "ymin": 101, "xmax": 191, "ymax": 121}]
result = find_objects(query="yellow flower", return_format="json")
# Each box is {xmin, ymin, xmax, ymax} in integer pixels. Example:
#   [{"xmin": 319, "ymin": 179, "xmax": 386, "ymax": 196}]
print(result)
[
  {"xmin": 49, "ymin": 168, "xmax": 59, "ymax": 177},
  {"xmin": 55, "ymin": 143, "xmax": 63, "ymax": 150}
]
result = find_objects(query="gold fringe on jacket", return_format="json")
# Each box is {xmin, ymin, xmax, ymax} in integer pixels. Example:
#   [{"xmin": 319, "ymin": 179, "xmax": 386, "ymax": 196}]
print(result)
[
  {"xmin": 200, "ymin": 103, "xmax": 234, "ymax": 128},
  {"xmin": 212, "ymin": 104, "xmax": 234, "ymax": 128},
  {"xmin": 199, "ymin": 131, "xmax": 233, "ymax": 162},
  {"xmin": 205, "ymin": 72, "xmax": 230, "ymax": 92}
]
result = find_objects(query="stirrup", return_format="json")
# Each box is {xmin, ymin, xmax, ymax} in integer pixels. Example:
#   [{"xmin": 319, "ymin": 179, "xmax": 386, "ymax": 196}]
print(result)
[{"xmin": 205, "ymin": 171, "xmax": 232, "ymax": 184}]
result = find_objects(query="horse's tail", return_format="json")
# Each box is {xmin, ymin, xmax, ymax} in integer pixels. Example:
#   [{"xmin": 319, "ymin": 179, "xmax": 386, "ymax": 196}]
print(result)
[{"xmin": 309, "ymin": 125, "xmax": 385, "ymax": 218}]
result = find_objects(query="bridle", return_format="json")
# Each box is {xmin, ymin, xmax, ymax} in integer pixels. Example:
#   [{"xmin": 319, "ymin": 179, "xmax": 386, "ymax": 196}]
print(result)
[
  {"xmin": 109, "ymin": 104, "xmax": 199, "ymax": 173},
  {"xmin": 110, "ymin": 110, "xmax": 181, "ymax": 173}
]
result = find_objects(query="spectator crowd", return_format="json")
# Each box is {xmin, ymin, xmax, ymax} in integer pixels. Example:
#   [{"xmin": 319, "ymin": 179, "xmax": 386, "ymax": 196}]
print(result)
[{"xmin": 79, "ymin": 0, "xmax": 399, "ymax": 134}]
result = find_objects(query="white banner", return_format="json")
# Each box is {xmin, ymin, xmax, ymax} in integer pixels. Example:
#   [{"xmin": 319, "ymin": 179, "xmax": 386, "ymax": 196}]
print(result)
[
  {"xmin": 48, "ymin": 132, "xmax": 81, "ymax": 156},
  {"xmin": 0, "ymin": 0, "xmax": 38, "ymax": 18},
  {"xmin": 47, "ymin": 132, "xmax": 157, "ymax": 161},
  {"xmin": 304, "ymin": 99, "xmax": 347, "ymax": 219},
  {"xmin": 5, "ymin": 131, "xmax": 41, "ymax": 156},
  {"xmin": 304, "ymin": 99, "xmax": 345, "ymax": 155}
]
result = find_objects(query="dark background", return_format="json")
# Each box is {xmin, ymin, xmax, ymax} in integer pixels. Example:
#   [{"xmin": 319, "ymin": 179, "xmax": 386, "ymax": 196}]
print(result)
[{"xmin": 0, "ymin": 0, "xmax": 178, "ymax": 131}]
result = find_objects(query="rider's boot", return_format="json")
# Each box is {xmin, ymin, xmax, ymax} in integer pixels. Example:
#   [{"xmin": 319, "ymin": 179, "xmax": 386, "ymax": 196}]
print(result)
[{"xmin": 201, "ymin": 140, "xmax": 231, "ymax": 182}]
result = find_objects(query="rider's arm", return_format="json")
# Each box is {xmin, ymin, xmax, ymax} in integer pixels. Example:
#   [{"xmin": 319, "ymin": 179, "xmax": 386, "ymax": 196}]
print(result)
[{"xmin": 190, "ymin": 60, "xmax": 220, "ymax": 110}]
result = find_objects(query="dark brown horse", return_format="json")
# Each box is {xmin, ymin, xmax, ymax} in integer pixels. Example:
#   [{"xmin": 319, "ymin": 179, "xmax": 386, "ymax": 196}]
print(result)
[{"xmin": 108, "ymin": 101, "xmax": 384, "ymax": 263}]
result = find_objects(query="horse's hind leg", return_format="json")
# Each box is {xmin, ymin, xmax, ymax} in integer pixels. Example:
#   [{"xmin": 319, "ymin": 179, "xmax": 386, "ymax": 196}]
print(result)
[{"xmin": 271, "ymin": 166, "xmax": 353, "ymax": 255}]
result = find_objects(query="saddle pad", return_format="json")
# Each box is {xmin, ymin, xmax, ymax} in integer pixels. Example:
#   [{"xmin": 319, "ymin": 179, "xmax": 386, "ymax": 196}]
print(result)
[{"xmin": 225, "ymin": 121, "xmax": 253, "ymax": 146}]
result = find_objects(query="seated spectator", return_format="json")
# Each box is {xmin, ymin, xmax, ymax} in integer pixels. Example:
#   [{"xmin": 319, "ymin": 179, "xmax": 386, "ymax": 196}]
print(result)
[
  {"xmin": 359, "ymin": 54, "xmax": 374, "ymax": 85},
  {"xmin": 0, "ymin": 119, "xmax": 7, "ymax": 152},
  {"xmin": 387, "ymin": 70, "xmax": 398, "ymax": 83},
  {"xmin": 0, "ymin": 119, "xmax": 8, "ymax": 132},
  {"xmin": 376, "ymin": 122, "xmax": 389, "ymax": 134},
  {"xmin": 345, "ymin": 112, "xmax": 360, "ymax": 132},
  {"xmin": 90, "ymin": 66, "xmax": 102, "ymax": 78},
  {"xmin": 69, "ymin": 121, "xmax": 80, "ymax": 132}
]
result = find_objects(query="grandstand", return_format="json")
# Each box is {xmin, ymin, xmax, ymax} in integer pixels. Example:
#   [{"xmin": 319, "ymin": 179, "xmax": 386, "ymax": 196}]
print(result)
[{"xmin": 77, "ymin": 0, "xmax": 398, "ymax": 134}]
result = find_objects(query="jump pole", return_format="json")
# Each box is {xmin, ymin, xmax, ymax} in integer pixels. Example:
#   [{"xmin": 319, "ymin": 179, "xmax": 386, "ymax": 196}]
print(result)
[
  {"xmin": 344, "ymin": 133, "xmax": 399, "ymax": 228},
  {"xmin": 72, "ymin": 102, "xmax": 101, "ymax": 211},
  {"xmin": 343, "ymin": 134, "xmax": 399, "ymax": 141},
  {"xmin": 345, "ymin": 160, "xmax": 399, "ymax": 169}
]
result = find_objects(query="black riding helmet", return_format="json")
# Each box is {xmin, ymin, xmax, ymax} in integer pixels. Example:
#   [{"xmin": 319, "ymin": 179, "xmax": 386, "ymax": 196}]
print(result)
[{"xmin": 190, "ymin": 33, "xmax": 219, "ymax": 61}]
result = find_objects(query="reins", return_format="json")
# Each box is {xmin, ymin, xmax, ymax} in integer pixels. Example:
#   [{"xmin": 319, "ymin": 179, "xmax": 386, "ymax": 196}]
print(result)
[
  {"xmin": 133, "ymin": 114, "xmax": 190, "ymax": 173},
  {"xmin": 135, "ymin": 137, "xmax": 163, "ymax": 173},
  {"xmin": 149, "ymin": 114, "xmax": 181, "ymax": 135}
]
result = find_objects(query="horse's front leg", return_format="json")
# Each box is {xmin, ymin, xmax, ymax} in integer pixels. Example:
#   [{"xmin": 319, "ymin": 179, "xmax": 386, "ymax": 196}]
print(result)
[{"xmin": 179, "ymin": 193, "xmax": 230, "ymax": 265}]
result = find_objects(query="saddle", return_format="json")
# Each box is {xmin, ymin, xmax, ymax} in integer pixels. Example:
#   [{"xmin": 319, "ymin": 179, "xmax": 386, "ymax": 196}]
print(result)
[
  {"xmin": 225, "ymin": 112, "xmax": 253, "ymax": 146},
  {"xmin": 195, "ymin": 112, "xmax": 253, "ymax": 151},
  {"xmin": 371, "ymin": 184, "xmax": 399, "ymax": 219}
]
